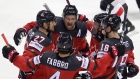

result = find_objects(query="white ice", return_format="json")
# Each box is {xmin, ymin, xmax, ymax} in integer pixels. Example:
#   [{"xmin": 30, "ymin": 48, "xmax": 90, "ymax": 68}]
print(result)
[{"xmin": 0, "ymin": 0, "xmax": 139, "ymax": 79}]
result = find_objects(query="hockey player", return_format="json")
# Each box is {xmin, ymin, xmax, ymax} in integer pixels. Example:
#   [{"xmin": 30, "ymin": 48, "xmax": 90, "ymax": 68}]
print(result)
[
  {"xmin": 2, "ymin": 10, "xmax": 56, "ymax": 79},
  {"xmin": 13, "ymin": 5, "xmax": 89, "ymax": 57},
  {"xmin": 2, "ymin": 33, "xmax": 125, "ymax": 79},
  {"xmin": 100, "ymin": 0, "xmax": 135, "ymax": 34},
  {"xmin": 79, "ymin": 2, "xmax": 125, "ymax": 57},
  {"xmin": 85, "ymin": 13, "xmax": 108, "ymax": 58},
  {"xmin": 94, "ymin": 14, "xmax": 139, "ymax": 79}
]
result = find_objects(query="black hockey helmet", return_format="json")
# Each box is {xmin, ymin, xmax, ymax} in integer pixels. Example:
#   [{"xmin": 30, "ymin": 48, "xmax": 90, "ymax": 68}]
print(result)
[
  {"xmin": 101, "ymin": 14, "xmax": 121, "ymax": 31},
  {"xmin": 63, "ymin": 5, "xmax": 78, "ymax": 17},
  {"xmin": 94, "ymin": 13, "xmax": 108, "ymax": 23},
  {"xmin": 57, "ymin": 33, "xmax": 73, "ymax": 54},
  {"xmin": 36, "ymin": 10, "xmax": 56, "ymax": 27}
]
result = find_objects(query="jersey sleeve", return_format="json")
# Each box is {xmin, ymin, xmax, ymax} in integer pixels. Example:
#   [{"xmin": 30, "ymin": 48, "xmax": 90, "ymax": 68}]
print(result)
[
  {"xmin": 96, "ymin": 41, "xmax": 110, "ymax": 58},
  {"xmin": 126, "ymin": 48, "xmax": 135, "ymax": 65},
  {"xmin": 79, "ymin": 52, "xmax": 114, "ymax": 78},
  {"xmin": 23, "ymin": 21, "xmax": 37, "ymax": 33},
  {"xmin": 125, "ymin": 37, "xmax": 135, "ymax": 65},
  {"xmin": 88, "ymin": 52, "xmax": 114, "ymax": 78},
  {"xmin": 12, "ymin": 49, "xmax": 40, "ymax": 72}
]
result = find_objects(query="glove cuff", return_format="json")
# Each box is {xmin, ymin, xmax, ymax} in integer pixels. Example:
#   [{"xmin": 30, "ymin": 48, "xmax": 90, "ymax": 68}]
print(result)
[
  {"xmin": 17, "ymin": 28, "xmax": 27, "ymax": 33},
  {"xmin": 8, "ymin": 50, "xmax": 19, "ymax": 62}
]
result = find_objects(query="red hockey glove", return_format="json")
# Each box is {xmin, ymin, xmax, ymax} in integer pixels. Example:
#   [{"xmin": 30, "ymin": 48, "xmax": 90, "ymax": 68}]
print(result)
[
  {"xmin": 13, "ymin": 28, "xmax": 27, "ymax": 46},
  {"xmin": 78, "ymin": 14, "xmax": 88, "ymax": 22},
  {"xmin": 2, "ymin": 45, "xmax": 19, "ymax": 62},
  {"xmin": 127, "ymin": 63, "xmax": 139, "ymax": 77}
]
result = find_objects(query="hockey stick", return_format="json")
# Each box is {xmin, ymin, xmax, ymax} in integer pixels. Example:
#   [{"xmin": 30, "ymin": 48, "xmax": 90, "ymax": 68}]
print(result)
[
  {"xmin": 120, "ymin": 3, "xmax": 128, "ymax": 43},
  {"xmin": 66, "ymin": 0, "xmax": 71, "ymax": 5},
  {"xmin": 43, "ymin": 3, "xmax": 52, "ymax": 12},
  {"xmin": 43, "ymin": 0, "xmax": 71, "ymax": 11},
  {"xmin": 43, "ymin": 0, "xmax": 71, "ymax": 13},
  {"xmin": 1, "ymin": 33, "xmax": 9, "ymax": 46},
  {"xmin": 116, "ymin": 3, "xmax": 128, "ymax": 79}
]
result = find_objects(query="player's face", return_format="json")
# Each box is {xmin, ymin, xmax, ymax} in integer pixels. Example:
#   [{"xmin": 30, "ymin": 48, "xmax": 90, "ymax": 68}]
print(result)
[
  {"xmin": 49, "ymin": 20, "xmax": 56, "ymax": 31},
  {"xmin": 102, "ymin": 25, "xmax": 111, "ymax": 36},
  {"xmin": 93, "ymin": 22, "xmax": 100, "ymax": 34},
  {"xmin": 63, "ymin": 15, "xmax": 77, "ymax": 30}
]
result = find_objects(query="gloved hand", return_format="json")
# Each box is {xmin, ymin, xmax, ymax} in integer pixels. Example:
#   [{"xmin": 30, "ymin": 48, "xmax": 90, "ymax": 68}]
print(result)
[
  {"xmin": 117, "ymin": 65, "xmax": 127, "ymax": 79},
  {"xmin": 127, "ymin": 63, "xmax": 139, "ymax": 77},
  {"xmin": 77, "ymin": 14, "xmax": 88, "ymax": 22},
  {"xmin": 13, "ymin": 28, "xmax": 27, "ymax": 46},
  {"xmin": 75, "ymin": 71, "xmax": 93, "ymax": 79},
  {"xmin": 109, "ymin": 43, "xmax": 125, "ymax": 59},
  {"xmin": 100, "ymin": 0, "xmax": 114, "ymax": 11},
  {"xmin": 2, "ymin": 45, "xmax": 19, "ymax": 62},
  {"xmin": 79, "ymin": 43, "xmax": 89, "ymax": 57},
  {"xmin": 100, "ymin": 0, "xmax": 108, "ymax": 11},
  {"xmin": 92, "ymin": 29, "xmax": 104, "ymax": 42}
]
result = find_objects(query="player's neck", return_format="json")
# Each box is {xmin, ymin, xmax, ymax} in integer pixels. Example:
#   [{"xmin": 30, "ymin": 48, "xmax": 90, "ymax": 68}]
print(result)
[
  {"xmin": 39, "ymin": 27, "xmax": 49, "ymax": 36},
  {"xmin": 109, "ymin": 32, "xmax": 120, "ymax": 39},
  {"xmin": 58, "ymin": 53, "xmax": 70, "ymax": 58}
]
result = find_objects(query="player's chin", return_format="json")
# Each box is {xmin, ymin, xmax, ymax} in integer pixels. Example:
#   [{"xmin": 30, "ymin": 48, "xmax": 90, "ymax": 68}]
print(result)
[{"xmin": 66, "ymin": 26, "xmax": 74, "ymax": 30}]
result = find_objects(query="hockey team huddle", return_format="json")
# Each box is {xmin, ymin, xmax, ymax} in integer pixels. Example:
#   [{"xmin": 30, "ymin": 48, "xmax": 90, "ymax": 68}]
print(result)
[{"xmin": 2, "ymin": 0, "xmax": 139, "ymax": 79}]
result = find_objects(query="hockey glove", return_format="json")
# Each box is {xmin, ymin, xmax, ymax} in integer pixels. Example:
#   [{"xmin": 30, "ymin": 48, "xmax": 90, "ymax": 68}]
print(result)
[
  {"xmin": 110, "ymin": 43, "xmax": 125, "ymax": 59},
  {"xmin": 79, "ymin": 43, "xmax": 89, "ymax": 57},
  {"xmin": 75, "ymin": 71, "xmax": 93, "ymax": 79},
  {"xmin": 2, "ymin": 45, "xmax": 19, "ymax": 62},
  {"xmin": 127, "ymin": 63, "xmax": 139, "ymax": 77},
  {"xmin": 117, "ymin": 65, "xmax": 127, "ymax": 79},
  {"xmin": 100, "ymin": 0, "xmax": 108, "ymax": 11},
  {"xmin": 100, "ymin": 0, "xmax": 114, "ymax": 11},
  {"xmin": 13, "ymin": 28, "xmax": 27, "ymax": 46},
  {"xmin": 92, "ymin": 29, "xmax": 104, "ymax": 42},
  {"xmin": 78, "ymin": 14, "xmax": 88, "ymax": 22}
]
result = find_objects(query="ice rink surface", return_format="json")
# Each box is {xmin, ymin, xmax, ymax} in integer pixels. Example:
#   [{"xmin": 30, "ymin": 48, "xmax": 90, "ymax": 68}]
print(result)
[{"xmin": 0, "ymin": 0, "xmax": 139, "ymax": 79}]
